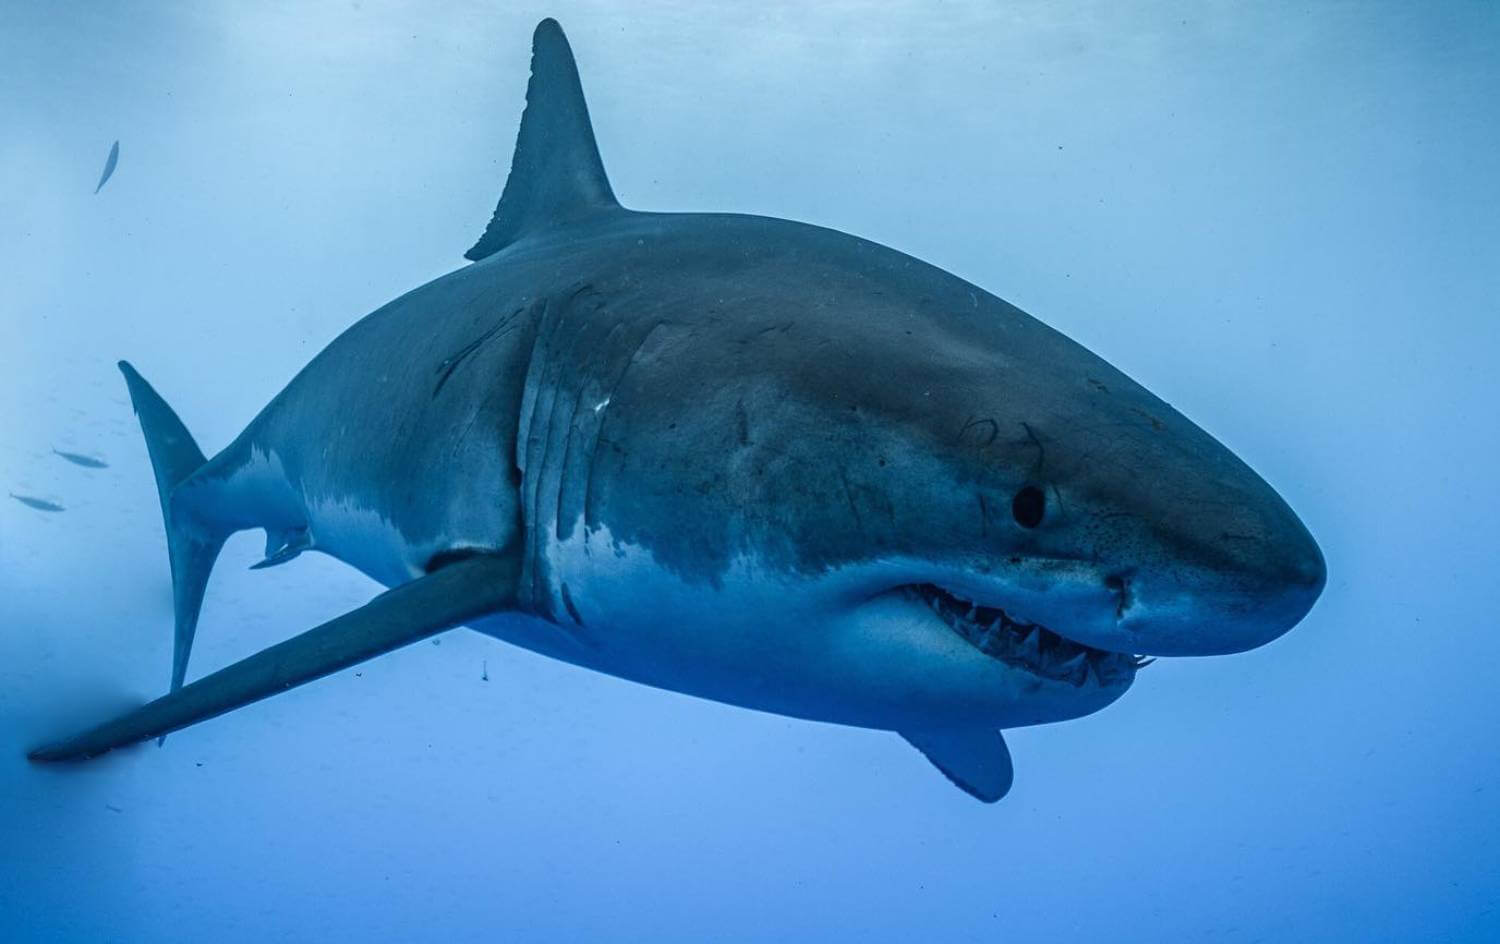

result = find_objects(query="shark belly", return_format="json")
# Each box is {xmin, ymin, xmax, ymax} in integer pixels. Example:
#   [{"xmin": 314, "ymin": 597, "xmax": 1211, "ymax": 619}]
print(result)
[{"xmin": 458, "ymin": 518, "xmax": 1050, "ymax": 732}]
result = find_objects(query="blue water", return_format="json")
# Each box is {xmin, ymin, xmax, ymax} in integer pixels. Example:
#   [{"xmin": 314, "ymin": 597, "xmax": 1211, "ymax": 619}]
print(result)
[{"xmin": 3, "ymin": 3, "xmax": 1496, "ymax": 941}]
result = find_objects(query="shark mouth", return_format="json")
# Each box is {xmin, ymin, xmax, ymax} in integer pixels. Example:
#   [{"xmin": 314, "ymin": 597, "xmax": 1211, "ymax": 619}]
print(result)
[{"xmin": 903, "ymin": 583, "xmax": 1151, "ymax": 687}]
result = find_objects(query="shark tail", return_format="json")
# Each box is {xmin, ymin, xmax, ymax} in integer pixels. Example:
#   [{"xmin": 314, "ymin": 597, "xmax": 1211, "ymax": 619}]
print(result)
[{"xmin": 118, "ymin": 361, "xmax": 235, "ymax": 711}]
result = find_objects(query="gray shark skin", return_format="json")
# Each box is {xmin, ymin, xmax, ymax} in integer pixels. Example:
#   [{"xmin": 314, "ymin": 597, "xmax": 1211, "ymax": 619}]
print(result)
[{"xmin": 29, "ymin": 19, "xmax": 1325, "ymax": 802}]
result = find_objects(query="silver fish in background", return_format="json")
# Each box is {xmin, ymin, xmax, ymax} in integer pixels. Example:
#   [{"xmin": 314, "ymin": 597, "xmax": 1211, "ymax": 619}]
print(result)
[
  {"xmin": 10, "ymin": 493, "xmax": 65, "ymax": 513},
  {"xmin": 30, "ymin": 18, "xmax": 1324, "ymax": 802},
  {"xmin": 94, "ymin": 139, "xmax": 118, "ymax": 193},
  {"xmin": 53, "ymin": 449, "xmax": 109, "ymax": 469}
]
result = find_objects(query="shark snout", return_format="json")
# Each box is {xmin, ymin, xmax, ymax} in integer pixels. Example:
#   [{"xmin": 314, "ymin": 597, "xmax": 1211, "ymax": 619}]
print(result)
[
  {"xmin": 1227, "ymin": 518, "xmax": 1326, "ymax": 651},
  {"xmin": 1114, "ymin": 506, "xmax": 1326, "ymax": 657}
]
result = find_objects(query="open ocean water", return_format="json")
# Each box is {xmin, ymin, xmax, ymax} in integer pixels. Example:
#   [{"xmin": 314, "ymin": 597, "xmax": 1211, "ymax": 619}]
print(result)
[{"xmin": 2, "ymin": 2, "xmax": 1496, "ymax": 941}]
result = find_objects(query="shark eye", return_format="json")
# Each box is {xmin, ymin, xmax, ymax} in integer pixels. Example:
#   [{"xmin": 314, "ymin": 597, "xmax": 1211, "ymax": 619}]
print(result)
[{"xmin": 1011, "ymin": 485, "xmax": 1046, "ymax": 529}]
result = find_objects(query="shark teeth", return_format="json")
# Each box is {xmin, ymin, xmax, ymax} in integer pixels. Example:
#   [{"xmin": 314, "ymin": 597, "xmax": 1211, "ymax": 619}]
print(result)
[
  {"xmin": 905, "ymin": 584, "xmax": 1142, "ymax": 686},
  {"xmin": 1058, "ymin": 652, "xmax": 1088, "ymax": 673}
]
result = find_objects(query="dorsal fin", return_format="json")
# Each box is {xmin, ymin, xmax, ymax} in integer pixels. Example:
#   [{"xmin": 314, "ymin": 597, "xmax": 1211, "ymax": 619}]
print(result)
[{"xmin": 465, "ymin": 19, "xmax": 619, "ymax": 262}]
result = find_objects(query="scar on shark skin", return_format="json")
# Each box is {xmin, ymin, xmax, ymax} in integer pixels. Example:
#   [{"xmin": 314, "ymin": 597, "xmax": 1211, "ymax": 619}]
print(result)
[{"xmin": 433, "ymin": 311, "xmax": 524, "ymax": 397}]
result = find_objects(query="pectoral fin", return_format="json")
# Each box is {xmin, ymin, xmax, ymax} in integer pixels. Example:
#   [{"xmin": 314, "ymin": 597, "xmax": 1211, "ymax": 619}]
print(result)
[
  {"xmin": 28, "ymin": 553, "xmax": 520, "ymax": 762},
  {"xmin": 901, "ymin": 728, "xmax": 1014, "ymax": 803}
]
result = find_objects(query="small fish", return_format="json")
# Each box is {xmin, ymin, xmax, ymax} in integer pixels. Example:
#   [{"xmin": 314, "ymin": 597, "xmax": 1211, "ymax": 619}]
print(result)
[
  {"xmin": 9, "ymin": 493, "xmax": 65, "ymax": 512},
  {"xmin": 94, "ymin": 140, "xmax": 119, "ymax": 194},
  {"xmin": 53, "ymin": 448, "xmax": 109, "ymax": 469}
]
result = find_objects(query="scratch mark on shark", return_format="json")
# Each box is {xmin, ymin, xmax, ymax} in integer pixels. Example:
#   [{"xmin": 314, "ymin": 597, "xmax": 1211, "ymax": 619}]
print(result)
[
  {"xmin": 433, "ymin": 310, "xmax": 523, "ymax": 397},
  {"xmin": 959, "ymin": 415, "xmax": 999, "ymax": 448},
  {"xmin": 839, "ymin": 467, "xmax": 864, "ymax": 532},
  {"xmin": 735, "ymin": 400, "xmax": 750, "ymax": 447}
]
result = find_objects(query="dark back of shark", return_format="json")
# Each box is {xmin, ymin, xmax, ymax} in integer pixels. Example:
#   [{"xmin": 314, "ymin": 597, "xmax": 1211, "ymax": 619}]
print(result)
[{"xmin": 30, "ymin": 19, "xmax": 1325, "ymax": 803}]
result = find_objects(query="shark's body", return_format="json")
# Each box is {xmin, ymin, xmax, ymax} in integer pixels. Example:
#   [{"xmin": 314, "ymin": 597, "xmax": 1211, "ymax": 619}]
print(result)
[
  {"xmin": 32, "ymin": 21, "xmax": 1325, "ymax": 802},
  {"xmin": 203, "ymin": 211, "xmax": 1134, "ymax": 733}
]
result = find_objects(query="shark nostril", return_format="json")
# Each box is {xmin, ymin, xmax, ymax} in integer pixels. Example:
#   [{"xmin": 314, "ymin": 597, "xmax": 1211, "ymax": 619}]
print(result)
[
  {"xmin": 1295, "ymin": 543, "xmax": 1328, "ymax": 593},
  {"xmin": 1105, "ymin": 574, "xmax": 1131, "ymax": 620}
]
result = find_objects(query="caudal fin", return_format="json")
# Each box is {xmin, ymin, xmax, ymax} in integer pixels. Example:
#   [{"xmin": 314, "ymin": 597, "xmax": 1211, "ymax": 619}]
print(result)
[{"xmin": 118, "ymin": 361, "xmax": 231, "ymax": 703}]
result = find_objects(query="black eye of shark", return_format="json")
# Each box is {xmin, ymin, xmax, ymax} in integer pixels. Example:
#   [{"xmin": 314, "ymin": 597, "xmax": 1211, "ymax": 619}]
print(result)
[
  {"xmin": 1011, "ymin": 485, "xmax": 1046, "ymax": 529},
  {"xmin": 903, "ymin": 584, "xmax": 1150, "ymax": 687}
]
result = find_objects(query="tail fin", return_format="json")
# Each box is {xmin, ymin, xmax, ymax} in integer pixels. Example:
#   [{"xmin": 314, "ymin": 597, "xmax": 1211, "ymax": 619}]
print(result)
[{"xmin": 118, "ymin": 361, "xmax": 231, "ymax": 702}]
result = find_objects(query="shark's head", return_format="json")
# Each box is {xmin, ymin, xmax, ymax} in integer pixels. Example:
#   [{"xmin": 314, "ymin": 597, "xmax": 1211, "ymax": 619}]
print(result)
[
  {"xmin": 578, "ymin": 217, "xmax": 1325, "ymax": 731},
  {"xmin": 801, "ymin": 244, "xmax": 1329, "ymax": 663}
]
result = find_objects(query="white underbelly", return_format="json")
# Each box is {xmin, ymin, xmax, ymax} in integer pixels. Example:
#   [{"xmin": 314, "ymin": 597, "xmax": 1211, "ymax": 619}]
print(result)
[
  {"xmin": 470, "ymin": 520, "xmax": 1019, "ymax": 731},
  {"xmin": 304, "ymin": 492, "xmax": 427, "ymax": 588}
]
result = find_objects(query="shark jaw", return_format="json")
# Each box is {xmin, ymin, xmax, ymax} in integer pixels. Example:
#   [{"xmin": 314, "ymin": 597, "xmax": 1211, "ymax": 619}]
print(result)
[{"xmin": 900, "ymin": 583, "xmax": 1149, "ymax": 690}]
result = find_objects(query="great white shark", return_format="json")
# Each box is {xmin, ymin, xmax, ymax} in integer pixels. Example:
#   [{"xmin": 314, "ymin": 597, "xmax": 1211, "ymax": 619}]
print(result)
[{"xmin": 30, "ymin": 19, "xmax": 1325, "ymax": 802}]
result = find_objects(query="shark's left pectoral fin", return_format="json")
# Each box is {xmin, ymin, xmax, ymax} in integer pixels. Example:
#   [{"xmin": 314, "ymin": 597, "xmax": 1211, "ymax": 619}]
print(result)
[
  {"xmin": 901, "ymin": 728, "xmax": 1014, "ymax": 803},
  {"xmin": 28, "ymin": 553, "xmax": 520, "ymax": 762}
]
